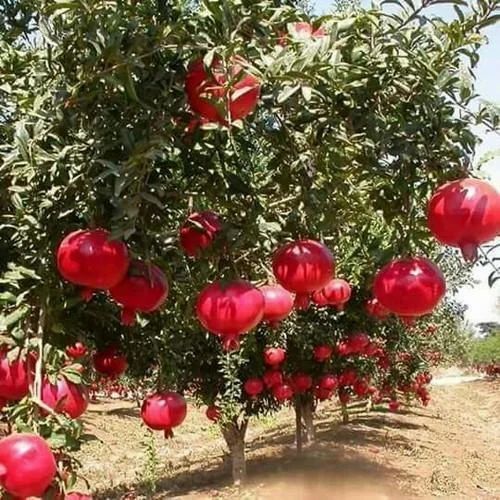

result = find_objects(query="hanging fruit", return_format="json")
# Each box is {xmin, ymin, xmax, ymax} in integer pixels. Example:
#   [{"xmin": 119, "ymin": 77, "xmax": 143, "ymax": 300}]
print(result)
[
  {"xmin": 206, "ymin": 405, "xmax": 221, "ymax": 422},
  {"xmin": 263, "ymin": 370, "xmax": 284, "ymax": 389},
  {"xmin": 373, "ymin": 257, "xmax": 446, "ymax": 325},
  {"xmin": 243, "ymin": 378, "xmax": 264, "ymax": 399},
  {"xmin": 180, "ymin": 211, "xmax": 222, "ymax": 257},
  {"xmin": 290, "ymin": 373, "xmax": 312, "ymax": 394},
  {"xmin": 365, "ymin": 297, "xmax": 390, "ymax": 320},
  {"xmin": 109, "ymin": 260, "xmax": 169, "ymax": 325},
  {"xmin": 41, "ymin": 376, "xmax": 89, "ymax": 419},
  {"xmin": 263, "ymin": 347, "xmax": 286, "ymax": 368},
  {"xmin": 93, "ymin": 346, "xmax": 128, "ymax": 378},
  {"xmin": 56, "ymin": 229, "xmax": 129, "ymax": 301},
  {"xmin": 260, "ymin": 284, "xmax": 294, "ymax": 328},
  {"xmin": 311, "ymin": 288, "xmax": 329, "ymax": 307},
  {"xmin": 141, "ymin": 391, "xmax": 187, "ymax": 438},
  {"xmin": 313, "ymin": 345, "xmax": 333, "ymax": 363},
  {"xmin": 272, "ymin": 382, "xmax": 294, "ymax": 403},
  {"xmin": 321, "ymin": 278, "xmax": 352, "ymax": 310},
  {"xmin": 0, "ymin": 433, "xmax": 57, "ymax": 497},
  {"xmin": 185, "ymin": 57, "xmax": 261, "ymax": 125},
  {"xmin": 272, "ymin": 239, "xmax": 335, "ymax": 310},
  {"xmin": 0, "ymin": 349, "xmax": 33, "ymax": 401},
  {"xmin": 65, "ymin": 342, "xmax": 88, "ymax": 359},
  {"xmin": 196, "ymin": 280, "xmax": 264, "ymax": 351},
  {"xmin": 427, "ymin": 178, "xmax": 500, "ymax": 261}
]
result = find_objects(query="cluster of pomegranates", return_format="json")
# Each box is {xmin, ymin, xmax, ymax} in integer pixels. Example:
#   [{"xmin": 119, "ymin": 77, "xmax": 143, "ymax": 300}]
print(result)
[{"xmin": 56, "ymin": 229, "xmax": 169, "ymax": 326}]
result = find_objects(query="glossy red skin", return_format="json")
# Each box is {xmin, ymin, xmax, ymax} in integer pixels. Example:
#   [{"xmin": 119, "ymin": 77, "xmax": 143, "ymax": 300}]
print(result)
[
  {"xmin": 290, "ymin": 373, "xmax": 312, "ymax": 394},
  {"xmin": 260, "ymin": 285, "xmax": 294, "ymax": 325},
  {"xmin": 56, "ymin": 229, "xmax": 129, "ymax": 290},
  {"xmin": 263, "ymin": 370, "xmax": 283, "ymax": 389},
  {"xmin": 339, "ymin": 369, "xmax": 357, "ymax": 387},
  {"xmin": 185, "ymin": 58, "xmax": 261, "ymax": 125},
  {"xmin": 141, "ymin": 392, "xmax": 187, "ymax": 433},
  {"xmin": 353, "ymin": 379, "xmax": 370, "ymax": 397},
  {"xmin": 206, "ymin": 405, "xmax": 221, "ymax": 422},
  {"xmin": 272, "ymin": 240, "xmax": 334, "ymax": 295},
  {"xmin": 373, "ymin": 257, "xmax": 446, "ymax": 320},
  {"xmin": 65, "ymin": 342, "xmax": 87, "ymax": 359},
  {"xmin": 42, "ymin": 377, "xmax": 89, "ymax": 419},
  {"xmin": 311, "ymin": 289, "xmax": 329, "ymax": 307},
  {"xmin": 322, "ymin": 279, "xmax": 352, "ymax": 309},
  {"xmin": 109, "ymin": 260, "xmax": 169, "ymax": 325},
  {"xmin": 313, "ymin": 345, "xmax": 333, "ymax": 362},
  {"xmin": 180, "ymin": 211, "xmax": 222, "ymax": 257},
  {"xmin": 427, "ymin": 178, "xmax": 500, "ymax": 261},
  {"xmin": 0, "ymin": 433, "xmax": 56, "ymax": 497},
  {"xmin": 365, "ymin": 298, "xmax": 390, "ymax": 319},
  {"xmin": 196, "ymin": 280, "xmax": 264, "ymax": 337},
  {"xmin": 93, "ymin": 347, "xmax": 128, "ymax": 378},
  {"xmin": 263, "ymin": 347, "xmax": 286, "ymax": 367},
  {"xmin": 318, "ymin": 374, "xmax": 338, "ymax": 392},
  {"xmin": 243, "ymin": 378, "xmax": 264, "ymax": 398},
  {"xmin": 272, "ymin": 383, "xmax": 294, "ymax": 402},
  {"xmin": 0, "ymin": 350, "xmax": 32, "ymax": 401}
]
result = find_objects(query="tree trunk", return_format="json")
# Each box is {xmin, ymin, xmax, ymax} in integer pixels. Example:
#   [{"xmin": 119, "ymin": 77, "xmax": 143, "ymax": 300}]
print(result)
[
  {"xmin": 341, "ymin": 403, "xmax": 349, "ymax": 424},
  {"xmin": 295, "ymin": 397, "xmax": 303, "ymax": 454},
  {"xmin": 302, "ymin": 396, "xmax": 315, "ymax": 444},
  {"xmin": 366, "ymin": 398, "xmax": 373, "ymax": 412},
  {"xmin": 221, "ymin": 418, "xmax": 248, "ymax": 486}
]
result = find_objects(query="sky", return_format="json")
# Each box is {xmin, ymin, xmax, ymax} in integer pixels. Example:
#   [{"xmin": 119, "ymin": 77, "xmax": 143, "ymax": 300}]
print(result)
[{"xmin": 313, "ymin": 0, "xmax": 500, "ymax": 324}]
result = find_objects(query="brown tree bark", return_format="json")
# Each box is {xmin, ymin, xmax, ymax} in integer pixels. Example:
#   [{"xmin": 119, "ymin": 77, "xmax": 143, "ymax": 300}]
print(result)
[{"xmin": 221, "ymin": 418, "xmax": 248, "ymax": 485}]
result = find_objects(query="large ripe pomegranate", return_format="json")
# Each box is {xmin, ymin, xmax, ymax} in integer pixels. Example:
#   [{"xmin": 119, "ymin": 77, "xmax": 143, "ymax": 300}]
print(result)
[
  {"xmin": 0, "ymin": 349, "xmax": 32, "ymax": 401},
  {"xmin": 196, "ymin": 280, "xmax": 264, "ymax": 351},
  {"xmin": 65, "ymin": 342, "xmax": 87, "ymax": 359},
  {"xmin": 263, "ymin": 347, "xmax": 286, "ymax": 368},
  {"xmin": 180, "ymin": 211, "xmax": 222, "ymax": 257},
  {"xmin": 290, "ymin": 373, "xmax": 312, "ymax": 394},
  {"xmin": 311, "ymin": 289, "xmax": 329, "ymax": 307},
  {"xmin": 272, "ymin": 383, "xmax": 294, "ymax": 402},
  {"xmin": 322, "ymin": 278, "xmax": 352, "ymax": 310},
  {"xmin": 93, "ymin": 346, "xmax": 127, "ymax": 378},
  {"xmin": 260, "ymin": 284, "xmax": 294, "ymax": 328},
  {"xmin": 243, "ymin": 378, "xmax": 264, "ymax": 399},
  {"xmin": 141, "ymin": 391, "xmax": 187, "ymax": 438},
  {"xmin": 427, "ymin": 178, "xmax": 500, "ymax": 261},
  {"xmin": 0, "ymin": 433, "xmax": 56, "ymax": 497},
  {"xmin": 373, "ymin": 257, "xmax": 446, "ymax": 324},
  {"xmin": 109, "ymin": 260, "xmax": 169, "ymax": 326},
  {"xmin": 185, "ymin": 57, "xmax": 261, "ymax": 125},
  {"xmin": 56, "ymin": 229, "xmax": 129, "ymax": 301},
  {"xmin": 41, "ymin": 377, "xmax": 89, "ymax": 419},
  {"xmin": 272, "ymin": 239, "xmax": 335, "ymax": 308},
  {"xmin": 263, "ymin": 370, "xmax": 283, "ymax": 389},
  {"xmin": 313, "ymin": 344, "xmax": 333, "ymax": 362},
  {"xmin": 318, "ymin": 374, "xmax": 338, "ymax": 392}
]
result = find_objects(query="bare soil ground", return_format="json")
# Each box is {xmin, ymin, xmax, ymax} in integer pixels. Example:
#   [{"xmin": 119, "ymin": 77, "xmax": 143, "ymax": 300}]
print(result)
[{"xmin": 77, "ymin": 375, "xmax": 500, "ymax": 499}]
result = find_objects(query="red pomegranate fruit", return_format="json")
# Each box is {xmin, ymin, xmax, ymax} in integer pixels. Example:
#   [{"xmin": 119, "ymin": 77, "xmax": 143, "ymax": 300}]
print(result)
[
  {"xmin": 311, "ymin": 288, "xmax": 329, "ymax": 307},
  {"xmin": 141, "ymin": 391, "xmax": 187, "ymax": 438},
  {"xmin": 427, "ymin": 178, "xmax": 500, "ymax": 261},
  {"xmin": 272, "ymin": 239, "xmax": 335, "ymax": 309},
  {"xmin": 272, "ymin": 383, "xmax": 294, "ymax": 402},
  {"xmin": 206, "ymin": 405, "xmax": 221, "ymax": 422},
  {"xmin": 322, "ymin": 278, "xmax": 352, "ymax": 310},
  {"xmin": 196, "ymin": 280, "xmax": 264, "ymax": 351},
  {"xmin": 263, "ymin": 347, "xmax": 286, "ymax": 368},
  {"xmin": 318, "ymin": 374, "xmax": 339, "ymax": 392},
  {"xmin": 365, "ymin": 297, "xmax": 390, "ymax": 319},
  {"xmin": 185, "ymin": 57, "xmax": 261, "ymax": 125},
  {"xmin": 313, "ymin": 344, "xmax": 333, "ymax": 362},
  {"xmin": 93, "ymin": 346, "xmax": 127, "ymax": 378},
  {"xmin": 260, "ymin": 284, "xmax": 294, "ymax": 328},
  {"xmin": 346, "ymin": 333, "xmax": 370, "ymax": 355},
  {"xmin": 243, "ymin": 378, "xmax": 264, "ymax": 399},
  {"xmin": 388, "ymin": 399, "xmax": 400, "ymax": 412},
  {"xmin": 0, "ymin": 433, "xmax": 56, "ymax": 497},
  {"xmin": 180, "ymin": 211, "xmax": 222, "ymax": 257},
  {"xmin": 42, "ymin": 377, "xmax": 89, "ymax": 419},
  {"xmin": 373, "ymin": 257, "xmax": 446, "ymax": 324},
  {"xmin": 339, "ymin": 369, "xmax": 357, "ymax": 387},
  {"xmin": 314, "ymin": 386, "xmax": 332, "ymax": 401},
  {"xmin": 290, "ymin": 373, "xmax": 313, "ymax": 394},
  {"xmin": 0, "ymin": 349, "xmax": 33, "ymax": 401},
  {"xmin": 263, "ymin": 370, "xmax": 283, "ymax": 389},
  {"xmin": 56, "ymin": 229, "xmax": 129, "ymax": 301},
  {"xmin": 65, "ymin": 342, "xmax": 87, "ymax": 359},
  {"xmin": 109, "ymin": 260, "xmax": 169, "ymax": 326}
]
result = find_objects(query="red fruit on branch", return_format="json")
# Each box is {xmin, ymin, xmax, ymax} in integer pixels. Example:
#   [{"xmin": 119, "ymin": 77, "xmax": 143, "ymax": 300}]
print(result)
[
  {"xmin": 141, "ymin": 392, "xmax": 187, "ymax": 438},
  {"xmin": 373, "ymin": 257, "xmax": 446, "ymax": 324},
  {"xmin": 180, "ymin": 211, "xmax": 222, "ymax": 257},
  {"xmin": 388, "ymin": 399, "xmax": 400, "ymax": 412},
  {"xmin": 272, "ymin": 239, "xmax": 335, "ymax": 310},
  {"xmin": 41, "ymin": 377, "xmax": 89, "ymax": 419},
  {"xmin": 290, "ymin": 373, "xmax": 313, "ymax": 394},
  {"xmin": 346, "ymin": 333, "xmax": 370, "ymax": 355},
  {"xmin": 353, "ymin": 379, "xmax": 370, "ymax": 397},
  {"xmin": 65, "ymin": 342, "xmax": 87, "ymax": 359},
  {"xmin": 272, "ymin": 383, "xmax": 294, "ymax": 403},
  {"xmin": 263, "ymin": 347, "xmax": 286, "ymax": 368},
  {"xmin": 314, "ymin": 386, "xmax": 332, "ymax": 401},
  {"xmin": 185, "ymin": 57, "xmax": 261, "ymax": 125},
  {"xmin": 109, "ymin": 260, "xmax": 169, "ymax": 326},
  {"xmin": 0, "ymin": 434, "xmax": 57, "ymax": 497},
  {"xmin": 336, "ymin": 340, "xmax": 351, "ymax": 357},
  {"xmin": 318, "ymin": 374, "xmax": 339, "ymax": 392},
  {"xmin": 321, "ymin": 279, "xmax": 352, "ymax": 310},
  {"xmin": 196, "ymin": 280, "xmax": 264, "ymax": 351},
  {"xmin": 263, "ymin": 370, "xmax": 284, "ymax": 389},
  {"xmin": 260, "ymin": 284, "xmax": 294, "ymax": 328},
  {"xmin": 93, "ymin": 347, "xmax": 128, "ymax": 378},
  {"xmin": 0, "ymin": 349, "xmax": 33, "ymax": 401},
  {"xmin": 311, "ymin": 288, "xmax": 329, "ymax": 307},
  {"xmin": 427, "ymin": 178, "xmax": 500, "ymax": 261},
  {"xmin": 206, "ymin": 405, "xmax": 221, "ymax": 422},
  {"xmin": 313, "ymin": 344, "xmax": 333, "ymax": 362},
  {"xmin": 56, "ymin": 229, "xmax": 129, "ymax": 301},
  {"xmin": 339, "ymin": 369, "xmax": 357, "ymax": 387},
  {"xmin": 365, "ymin": 298, "xmax": 390, "ymax": 320},
  {"xmin": 243, "ymin": 378, "xmax": 264, "ymax": 399}
]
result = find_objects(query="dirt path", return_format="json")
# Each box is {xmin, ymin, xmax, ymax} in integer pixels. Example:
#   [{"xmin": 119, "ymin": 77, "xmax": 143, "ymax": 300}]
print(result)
[{"xmin": 78, "ymin": 376, "xmax": 500, "ymax": 499}]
